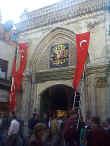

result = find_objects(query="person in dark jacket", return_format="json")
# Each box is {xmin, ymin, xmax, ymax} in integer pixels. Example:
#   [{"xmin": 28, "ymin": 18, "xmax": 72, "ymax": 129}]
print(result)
[
  {"xmin": 88, "ymin": 117, "xmax": 110, "ymax": 146},
  {"xmin": 0, "ymin": 127, "xmax": 4, "ymax": 146},
  {"xmin": 29, "ymin": 123, "xmax": 46, "ymax": 146},
  {"xmin": 28, "ymin": 113, "xmax": 40, "ymax": 137},
  {"xmin": 63, "ymin": 109, "xmax": 78, "ymax": 146},
  {"xmin": 42, "ymin": 113, "xmax": 49, "ymax": 128},
  {"xmin": 18, "ymin": 119, "xmax": 26, "ymax": 146},
  {"xmin": 106, "ymin": 117, "xmax": 110, "ymax": 134}
]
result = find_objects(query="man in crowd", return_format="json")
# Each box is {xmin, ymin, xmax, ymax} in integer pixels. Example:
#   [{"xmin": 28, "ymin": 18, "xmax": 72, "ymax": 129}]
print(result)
[
  {"xmin": 63, "ymin": 109, "xmax": 78, "ymax": 146},
  {"xmin": 106, "ymin": 117, "xmax": 110, "ymax": 134},
  {"xmin": 80, "ymin": 117, "xmax": 92, "ymax": 146},
  {"xmin": 28, "ymin": 112, "xmax": 40, "ymax": 137},
  {"xmin": 50, "ymin": 113, "xmax": 59, "ymax": 146},
  {"xmin": 7, "ymin": 112, "xmax": 21, "ymax": 146},
  {"xmin": 87, "ymin": 117, "xmax": 110, "ymax": 146}
]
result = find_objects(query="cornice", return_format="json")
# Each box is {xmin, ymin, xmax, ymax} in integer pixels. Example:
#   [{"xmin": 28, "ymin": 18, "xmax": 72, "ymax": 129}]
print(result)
[
  {"xmin": 16, "ymin": 0, "xmax": 108, "ymax": 33},
  {"xmin": 34, "ymin": 64, "xmax": 107, "ymax": 83}
]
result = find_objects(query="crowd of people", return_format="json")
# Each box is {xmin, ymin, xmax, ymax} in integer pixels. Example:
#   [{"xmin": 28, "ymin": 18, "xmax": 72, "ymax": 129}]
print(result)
[{"xmin": 0, "ymin": 109, "xmax": 110, "ymax": 146}]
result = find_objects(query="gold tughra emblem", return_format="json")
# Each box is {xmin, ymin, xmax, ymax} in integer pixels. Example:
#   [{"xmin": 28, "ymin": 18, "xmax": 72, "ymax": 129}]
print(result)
[{"xmin": 50, "ymin": 44, "xmax": 69, "ymax": 68}]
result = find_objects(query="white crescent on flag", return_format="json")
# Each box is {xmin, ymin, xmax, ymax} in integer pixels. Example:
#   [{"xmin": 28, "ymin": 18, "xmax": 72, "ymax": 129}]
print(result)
[{"xmin": 80, "ymin": 40, "xmax": 87, "ymax": 47}]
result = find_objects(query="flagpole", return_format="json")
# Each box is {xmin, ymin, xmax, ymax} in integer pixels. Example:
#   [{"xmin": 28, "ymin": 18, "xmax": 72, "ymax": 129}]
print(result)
[
  {"xmin": 76, "ymin": 64, "xmax": 86, "ymax": 129},
  {"xmin": 82, "ymin": 53, "xmax": 89, "ymax": 120},
  {"xmin": 73, "ymin": 91, "xmax": 76, "ymax": 108},
  {"xmin": 83, "ymin": 64, "xmax": 87, "ymax": 120},
  {"xmin": 84, "ymin": 60, "xmax": 89, "ymax": 119},
  {"xmin": 14, "ymin": 42, "xmax": 18, "ymax": 113}
]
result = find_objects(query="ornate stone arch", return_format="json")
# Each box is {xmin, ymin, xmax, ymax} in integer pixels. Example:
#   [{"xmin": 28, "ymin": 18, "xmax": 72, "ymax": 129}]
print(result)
[
  {"xmin": 37, "ymin": 80, "xmax": 73, "ymax": 97},
  {"xmin": 33, "ymin": 80, "xmax": 73, "ymax": 112},
  {"xmin": 30, "ymin": 27, "xmax": 76, "ymax": 72}
]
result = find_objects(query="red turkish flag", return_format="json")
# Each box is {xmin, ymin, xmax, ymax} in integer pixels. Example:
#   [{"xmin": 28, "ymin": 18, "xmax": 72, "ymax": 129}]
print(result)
[
  {"xmin": 73, "ymin": 32, "xmax": 90, "ymax": 91},
  {"xmin": 9, "ymin": 55, "xmax": 17, "ymax": 112},
  {"xmin": 16, "ymin": 43, "xmax": 27, "ymax": 91},
  {"xmin": 9, "ymin": 77, "xmax": 16, "ymax": 112}
]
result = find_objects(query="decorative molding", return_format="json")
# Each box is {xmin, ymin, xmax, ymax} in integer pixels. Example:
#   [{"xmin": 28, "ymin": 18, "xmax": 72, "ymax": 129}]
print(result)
[
  {"xmin": 87, "ymin": 19, "xmax": 104, "ymax": 29},
  {"xmin": 33, "ymin": 64, "xmax": 107, "ymax": 83},
  {"xmin": 95, "ymin": 77, "xmax": 108, "ymax": 88},
  {"xmin": 30, "ymin": 27, "xmax": 76, "ymax": 69},
  {"xmin": 16, "ymin": 0, "xmax": 108, "ymax": 33}
]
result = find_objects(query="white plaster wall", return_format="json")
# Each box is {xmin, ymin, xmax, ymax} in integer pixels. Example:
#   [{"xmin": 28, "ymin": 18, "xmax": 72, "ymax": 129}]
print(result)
[{"xmin": 0, "ymin": 40, "xmax": 16, "ymax": 79}]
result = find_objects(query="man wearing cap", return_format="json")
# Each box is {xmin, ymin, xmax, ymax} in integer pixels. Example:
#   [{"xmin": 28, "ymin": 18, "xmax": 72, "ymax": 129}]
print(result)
[{"xmin": 63, "ymin": 109, "xmax": 78, "ymax": 146}]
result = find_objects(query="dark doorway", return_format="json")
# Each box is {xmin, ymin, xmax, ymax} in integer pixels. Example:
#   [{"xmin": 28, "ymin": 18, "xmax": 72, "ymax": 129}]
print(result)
[{"xmin": 40, "ymin": 84, "xmax": 74, "ymax": 118}]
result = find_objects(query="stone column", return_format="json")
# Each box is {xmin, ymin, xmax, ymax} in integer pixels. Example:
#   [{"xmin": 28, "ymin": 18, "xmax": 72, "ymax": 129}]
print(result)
[
  {"xmin": 81, "ymin": 73, "xmax": 97, "ymax": 120},
  {"xmin": 105, "ymin": 1, "xmax": 110, "ymax": 62},
  {"xmin": 21, "ymin": 77, "xmax": 32, "ymax": 136},
  {"xmin": 80, "ymin": 79, "xmax": 86, "ymax": 121},
  {"xmin": 106, "ymin": 74, "xmax": 110, "ymax": 118},
  {"xmin": 33, "ymin": 84, "xmax": 39, "ymax": 112},
  {"xmin": 88, "ymin": 74, "xmax": 97, "ymax": 117},
  {"xmin": 95, "ymin": 76, "xmax": 107, "ymax": 120}
]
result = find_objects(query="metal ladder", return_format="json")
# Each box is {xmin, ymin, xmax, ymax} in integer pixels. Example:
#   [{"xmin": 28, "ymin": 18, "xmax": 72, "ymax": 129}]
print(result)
[{"xmin": 73, "ymin": 92, "xmax": 81, "ymax": 129}]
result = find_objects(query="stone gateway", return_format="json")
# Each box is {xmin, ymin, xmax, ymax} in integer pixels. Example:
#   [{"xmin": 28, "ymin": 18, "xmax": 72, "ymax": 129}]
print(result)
[{"xmin": 16, "ymin": 0, "xmax": 110, "ymax": 122}]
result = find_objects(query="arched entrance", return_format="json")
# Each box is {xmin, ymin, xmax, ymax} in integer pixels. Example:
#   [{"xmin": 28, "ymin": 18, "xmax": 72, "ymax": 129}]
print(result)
[{"xmin": 40, "ymin": 84, "xmax": 74, "ymax": 118}]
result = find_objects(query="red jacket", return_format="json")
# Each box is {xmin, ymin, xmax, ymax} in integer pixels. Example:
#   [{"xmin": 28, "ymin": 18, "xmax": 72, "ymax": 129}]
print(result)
[{"xmin": 63, "ymin": 117, "xmax": 78, "ymax": 141}]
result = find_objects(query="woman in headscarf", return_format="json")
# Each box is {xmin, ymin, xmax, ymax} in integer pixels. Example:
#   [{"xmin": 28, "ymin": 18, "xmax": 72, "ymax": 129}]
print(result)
[{"xmin": 29, "ymin": 123, "xmax": 46, "ymax": 146}]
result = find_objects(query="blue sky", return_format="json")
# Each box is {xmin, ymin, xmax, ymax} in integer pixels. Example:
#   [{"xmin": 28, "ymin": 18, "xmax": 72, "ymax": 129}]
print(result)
[{"xmin": 1, "ymin": 0, "xmax": 61, "ymax": 23}]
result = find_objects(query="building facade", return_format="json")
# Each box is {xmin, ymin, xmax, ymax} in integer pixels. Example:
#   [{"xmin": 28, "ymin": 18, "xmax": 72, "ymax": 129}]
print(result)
[
  {"xmin": 0, "ymin": 34, "xmax": 16, "ymax": 114},
  {"xmin": 16, "ymin": 0, "xmax": 110, "ymax": 121},
  {"xmin": 0, "ymin": 9, "xmax": 17, "ymax": 114}
]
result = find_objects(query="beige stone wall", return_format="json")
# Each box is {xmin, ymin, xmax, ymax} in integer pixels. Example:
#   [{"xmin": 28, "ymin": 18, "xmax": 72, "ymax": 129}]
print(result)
[
  {"xmin": 18, "ymin": 10, "xmax": 106, "ymax": 72},
  {"xmin": 86, "ymin": 73, "xmax": 107, "ymax": 120},
  {"xmin": 18, "ymin": 5, "xmax": 108, "ymax": 120},
  {"xmin": 34, "ymin": 80, "xmax": 73, "ymax": 112}
]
